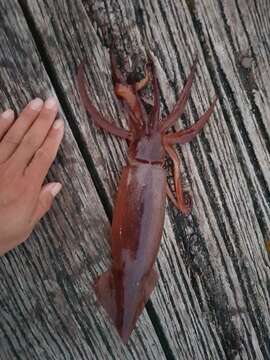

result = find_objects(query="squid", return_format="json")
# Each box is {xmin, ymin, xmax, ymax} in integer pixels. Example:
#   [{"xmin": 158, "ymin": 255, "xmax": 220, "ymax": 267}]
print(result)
[{"xmin": 77, "ymin": 52, "xmax": 217, "ymax": 343}]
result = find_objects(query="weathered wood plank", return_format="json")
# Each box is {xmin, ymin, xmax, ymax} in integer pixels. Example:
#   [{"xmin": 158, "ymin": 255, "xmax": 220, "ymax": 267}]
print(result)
[
  {"xmin": 5, "ymin": 0, "xmax": 270, "ymax": 358},
  {"xmin": 0, "ymin": 1, "xmax": 167, "ymax": 359},
  {"xmin": 13, "ymin": 0, "xmax": 255, "ymax": 359},
  {"xmin": 21, "ymin": 0, "xmax": 270, "ymax": 358},
  {"xmin": 18, "ymin": 1, "xmax": 226, "ymax": 358}
]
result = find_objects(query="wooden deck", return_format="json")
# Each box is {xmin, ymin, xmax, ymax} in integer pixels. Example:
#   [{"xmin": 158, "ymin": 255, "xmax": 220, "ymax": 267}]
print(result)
[{"xmin": 0, "ymin": 1, "xmax": 270, "ymax": 359}]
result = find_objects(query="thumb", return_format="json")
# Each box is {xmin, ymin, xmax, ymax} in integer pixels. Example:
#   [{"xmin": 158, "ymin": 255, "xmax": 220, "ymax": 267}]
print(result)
[{"xmin": 32, "ymin": 182, "xmax": 62, "ymax": 224}]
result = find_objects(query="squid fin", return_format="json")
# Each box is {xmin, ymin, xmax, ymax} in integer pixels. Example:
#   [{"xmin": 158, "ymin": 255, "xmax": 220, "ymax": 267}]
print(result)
[{"xmin": 93, "ymin": 268, "xmax": 158, "ymax": 343}]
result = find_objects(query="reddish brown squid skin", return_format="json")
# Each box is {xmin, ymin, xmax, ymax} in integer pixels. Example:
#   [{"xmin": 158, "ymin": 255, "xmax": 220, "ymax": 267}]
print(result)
[
  {"xmin": 94, "ymin": 131, "xmax": 168, "ymax": 342},
  {"xmin": 96, "ymin": 162, "xmax": 166, "ymax": 342},
  {"xmin": 77, "ymin": 52, "xmax": 217, "ymax": 343}
]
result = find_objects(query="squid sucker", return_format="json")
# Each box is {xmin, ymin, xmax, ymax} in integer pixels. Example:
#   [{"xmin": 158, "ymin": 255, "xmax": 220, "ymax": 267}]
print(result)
[{"xmin": 77, "ymin": 51, "xmax": 217, "ymax": 343}]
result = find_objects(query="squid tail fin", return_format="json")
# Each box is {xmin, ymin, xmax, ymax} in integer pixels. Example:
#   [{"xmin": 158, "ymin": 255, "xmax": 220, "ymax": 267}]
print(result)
[{"xmin": 93, "ymin": 267, "xmax": 158, "ymax": 343}]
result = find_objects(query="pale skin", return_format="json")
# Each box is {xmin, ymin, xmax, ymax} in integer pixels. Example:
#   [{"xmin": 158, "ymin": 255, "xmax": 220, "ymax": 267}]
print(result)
[{"xmin": 0, "ymin": 97, "xmax": 64, "ymax": 256}]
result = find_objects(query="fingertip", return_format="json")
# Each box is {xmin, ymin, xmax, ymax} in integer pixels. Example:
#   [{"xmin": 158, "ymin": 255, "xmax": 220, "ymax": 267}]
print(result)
[
  {"xmin": 53, "ymin": 118, "xmax": 64, "ymax": 130},
  {"xmin": 44, "ymin": 97, "xmax": 58, "ymax": 110},
  {"xmin": 31, "ymin": 182, "xmax": 63, "ymax": 225},
  {"xmin": 29, "ymin": 98, "xmax": 44, "ymax": 111},
  {"xmin": 46, "ymin": 182, "xmax": 62, "ymax": 197},
  {"xmin": 1, "ymin": 109, "xmax": 15, "ymax": 121}
]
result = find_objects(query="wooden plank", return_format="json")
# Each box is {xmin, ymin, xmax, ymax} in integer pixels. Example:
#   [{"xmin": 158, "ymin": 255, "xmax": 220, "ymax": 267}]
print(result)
[
  {"xmin": 0, "ymin": 1, "xmax": 167, "ymax": 359},
  {"xmin": 13, "ymin": 0, "xmax": 220, "ymax": 359},
  {"xmin": 19, "ymin": 0, "xmax": 270, "ymax": 359}
]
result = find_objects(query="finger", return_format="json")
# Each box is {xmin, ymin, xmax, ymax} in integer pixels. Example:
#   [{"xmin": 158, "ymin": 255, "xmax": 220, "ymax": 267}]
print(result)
[
  {"xmin": 0, "ymin": 109, "xmax": 15, "ymax": 140},
  {"xmin": 25, "ymin": 118, "xmax": 64, "ymax": 186},
  {"xmin": 12, "ymin": 97, "xmax": 59, "ymax": 171},
  {"xmin": 31, "ymin": 182, "xmax": 62, "ymax": 225},
  {"xmin": 0, "ymin": 98, "xmax": 43, "ymax": 163}
]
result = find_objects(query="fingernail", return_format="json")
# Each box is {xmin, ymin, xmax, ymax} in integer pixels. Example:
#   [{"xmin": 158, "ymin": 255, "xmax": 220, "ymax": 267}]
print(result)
[
  {"xmin": 30, "ymin": 98, "xmax": 43, "ymax": 110},
  {"xmin": 45, "ymin": 97, "xmax": 57, "ymax": 109},
  {"xmin": 53, "ymin": 118, "xmax": 64, "ymax": 130},
  {"xmin": 49, "ymin": 183, "xmax": 62, "ymax": 197},
  {"xmin": 1, "ymin": 109, "xmax": 14, "ymax": 120}
]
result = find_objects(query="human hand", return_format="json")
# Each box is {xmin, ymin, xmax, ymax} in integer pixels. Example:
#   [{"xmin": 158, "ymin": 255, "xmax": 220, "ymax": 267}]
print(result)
[{"xmin": 0, "ymin": 97, "xmax": 64, "ymax": 255}]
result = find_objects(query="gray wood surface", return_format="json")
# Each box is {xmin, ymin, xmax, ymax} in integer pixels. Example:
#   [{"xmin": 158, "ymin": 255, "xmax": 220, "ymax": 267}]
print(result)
[
  {"xmin": 0, "ymin": 1, "xmax": 166, "ymax": 359},
  {"xmin": 1, "ymin": 0, "xmax": 270, "ymax": 359}
]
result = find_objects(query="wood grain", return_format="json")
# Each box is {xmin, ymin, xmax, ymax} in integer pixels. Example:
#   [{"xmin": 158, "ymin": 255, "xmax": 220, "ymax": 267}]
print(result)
[
  {"xmin": 0, "ymin": 1, "xmax": 166, "ymax": 359},
  {"xmin": 16, "ymin": 0, "xmax": 226, "ymax": 358},
  {"xmin": 19, "ymin": 0, "xmax": 270, "ymax": 358},
  {"xmin": 1, "ymin": 0, "xmax": 270, "ymax": 358}
]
